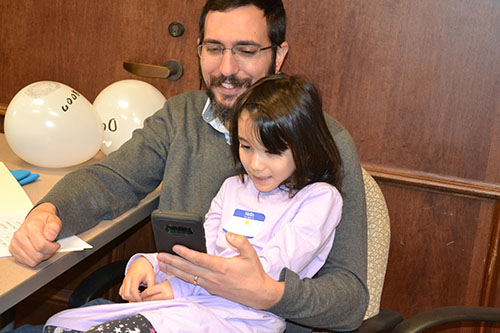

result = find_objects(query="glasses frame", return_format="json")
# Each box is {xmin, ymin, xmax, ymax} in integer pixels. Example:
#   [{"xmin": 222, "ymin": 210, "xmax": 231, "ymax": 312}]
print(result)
[{"xmin": 197, "ymin": 43, "xmax": 276, "ymax": 61}]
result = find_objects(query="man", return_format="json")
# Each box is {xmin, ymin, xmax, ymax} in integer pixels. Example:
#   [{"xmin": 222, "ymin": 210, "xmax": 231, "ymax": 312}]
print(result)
[{"xmin": 10, "ymin": 0, "xmax": 368, "ymax": 331}]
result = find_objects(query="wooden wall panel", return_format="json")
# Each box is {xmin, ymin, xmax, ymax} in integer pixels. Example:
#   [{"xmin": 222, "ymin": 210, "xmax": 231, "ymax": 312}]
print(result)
[
  {"xmin": 0, "ymin": 105, "xmax": 5, "ymax": 133},
  {"xmin": 376, "ymin": 179, "xmax": 500, "ymax": 332},
  {"xmin": 378, "ymin": 181, "xmax": 494, "ymax": 310},
  {"xmin": 283, "ymin": 0, "xmax": 500, "ymax": 183}
]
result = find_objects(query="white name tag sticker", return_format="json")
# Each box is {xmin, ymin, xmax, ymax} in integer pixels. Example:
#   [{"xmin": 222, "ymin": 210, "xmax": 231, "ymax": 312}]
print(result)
[{"xmin": 223, "ymin": 209, "xmax": 266, "ymax": 238}]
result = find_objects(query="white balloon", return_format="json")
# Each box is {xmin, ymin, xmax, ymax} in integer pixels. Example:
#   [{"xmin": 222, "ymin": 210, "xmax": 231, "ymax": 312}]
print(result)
[
  {"xmin": 93, "ymin": 79, "xmax": 166, "ymax": 155},
  {"xmin": 4, "ymin": 81, "xmax": 103, "ymax": 168}
]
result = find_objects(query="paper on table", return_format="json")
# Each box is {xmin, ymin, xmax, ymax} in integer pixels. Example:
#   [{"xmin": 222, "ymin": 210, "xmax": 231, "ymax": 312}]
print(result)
[
  {"xmin": 56, "ymin": 235, "xmax": 93, "ymax": 252},
  {"xmin": 0, "ymin": 161, "xmax": 92, "ymax": 257},
  {"xmin": 0, "ymin": 162, "xmax": 33, "ymax": 215}
]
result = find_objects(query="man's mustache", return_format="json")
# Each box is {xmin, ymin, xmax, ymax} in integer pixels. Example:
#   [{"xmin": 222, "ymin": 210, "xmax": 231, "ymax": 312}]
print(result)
[{"xmin": 210, "ymin": 75, "xmax": 252, "ymax": 88}]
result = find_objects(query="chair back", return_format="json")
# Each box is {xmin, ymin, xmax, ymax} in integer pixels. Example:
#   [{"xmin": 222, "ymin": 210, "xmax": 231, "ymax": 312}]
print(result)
[{"xmin": 362, "ymin": 168, "xmax": 391, "ymax": 320}]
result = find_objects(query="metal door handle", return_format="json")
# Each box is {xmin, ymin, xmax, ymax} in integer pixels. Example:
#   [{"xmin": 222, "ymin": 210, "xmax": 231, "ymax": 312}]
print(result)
[{"xmin": 123, "ymin": 60, "xmax": 183, "ymax": 81}]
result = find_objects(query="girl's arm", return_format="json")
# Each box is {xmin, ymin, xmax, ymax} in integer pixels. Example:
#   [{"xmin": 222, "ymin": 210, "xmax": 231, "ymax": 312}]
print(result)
[
  {"xmin": 122, "ymin": 181, "xmax": 228, "ymax": 300},
  {"xmin": 125, "ymin": 253, "xmax": 202, "ymax": 299}
]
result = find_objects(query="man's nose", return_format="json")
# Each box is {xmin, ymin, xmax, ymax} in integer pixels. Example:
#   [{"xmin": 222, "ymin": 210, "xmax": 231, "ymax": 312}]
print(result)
[{"xmin": 218, "ymin": 49, "xmax": 239, "ymax": 77}]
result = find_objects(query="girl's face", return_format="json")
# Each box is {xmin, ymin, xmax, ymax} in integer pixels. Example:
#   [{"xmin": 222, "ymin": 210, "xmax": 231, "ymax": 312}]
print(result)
[{"xmin": 238, "ymin": 110, "xmax": 296, "ymax": 192}]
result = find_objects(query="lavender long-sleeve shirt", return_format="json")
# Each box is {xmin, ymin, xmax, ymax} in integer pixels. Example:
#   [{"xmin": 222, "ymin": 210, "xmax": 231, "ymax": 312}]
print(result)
[{"xmin": 46, "ymin": 176, "xmax": 342, "ymax": 332}]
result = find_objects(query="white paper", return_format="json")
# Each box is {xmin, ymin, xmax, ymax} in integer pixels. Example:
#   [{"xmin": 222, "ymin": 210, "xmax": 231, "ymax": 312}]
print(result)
[
  {"xmin": 56, "ymin": 235, "xmax": 93, "ymax": 252},
  {"xmin": 0, "ymin": 162, "xmax": 33, "ymax": 215},
  {"xmin": 0, "ymin": 161, "xmax": 92, "ymax": 257}
]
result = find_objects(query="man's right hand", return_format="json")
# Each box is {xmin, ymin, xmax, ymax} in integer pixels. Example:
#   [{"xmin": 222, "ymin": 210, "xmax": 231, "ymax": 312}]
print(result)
[{"xmin": 9, "ymin": 202, "xmax": 62, "ymax": 267}]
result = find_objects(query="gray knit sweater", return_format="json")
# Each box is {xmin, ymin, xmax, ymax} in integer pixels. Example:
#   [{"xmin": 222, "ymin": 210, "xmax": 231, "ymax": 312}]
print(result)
[{"xmin": 41, "ymin": 90, "xmax": 368, "ymax": 331}]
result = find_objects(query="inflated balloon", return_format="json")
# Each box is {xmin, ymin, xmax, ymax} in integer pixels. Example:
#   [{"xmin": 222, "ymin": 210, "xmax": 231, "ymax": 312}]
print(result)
[
  {"xmin": 4, "ymin": 81, "xmax": 103, "ymax": 168},
  {"xmin": 93, "ymin": 79, "xmax": 166, "ymax": 155}
]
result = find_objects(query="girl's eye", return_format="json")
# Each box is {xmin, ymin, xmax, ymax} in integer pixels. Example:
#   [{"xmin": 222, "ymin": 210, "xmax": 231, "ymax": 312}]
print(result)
[
  {"xmin": 265, "ymin": 150, "xmax": 281, "ymax": 156},
  {"xmin": 240, "ymin": 144, "xmax": 251, "ymax": 150}
]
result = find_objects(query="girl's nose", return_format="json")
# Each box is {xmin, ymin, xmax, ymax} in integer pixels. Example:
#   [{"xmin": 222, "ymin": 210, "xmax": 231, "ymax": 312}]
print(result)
[{"xmin": 250, "ymin": 152, "xmax": 265, "ymax": 171}]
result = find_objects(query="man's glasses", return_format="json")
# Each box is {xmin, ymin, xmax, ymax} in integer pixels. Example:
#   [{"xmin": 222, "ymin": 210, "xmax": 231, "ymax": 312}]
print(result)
[{"xmin": 197, "ymin": 43, "xmax": 275, "ymax": 62}]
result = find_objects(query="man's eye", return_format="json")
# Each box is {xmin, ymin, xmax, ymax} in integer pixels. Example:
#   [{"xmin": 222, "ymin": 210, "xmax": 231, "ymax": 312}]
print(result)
[
  {"xmin": 205, "ymin": 45, "xmax": 223, "ymax": 54},
  {"xmin": 235, "ymin": 46, "xmax": 259, "ymax": 57}
]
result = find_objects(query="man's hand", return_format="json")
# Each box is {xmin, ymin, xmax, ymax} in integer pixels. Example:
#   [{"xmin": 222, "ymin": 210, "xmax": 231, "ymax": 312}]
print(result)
[
  {"xmin": 9, "ymin": 202, "xmax": 61, "ymax": 267},
  {"xmin": 157, "ymin": 232, "xmax": 285, "ymax": 310},
  {"xmin": 119, "ymin": 257, "xmax": 156, "ymax": 302}
]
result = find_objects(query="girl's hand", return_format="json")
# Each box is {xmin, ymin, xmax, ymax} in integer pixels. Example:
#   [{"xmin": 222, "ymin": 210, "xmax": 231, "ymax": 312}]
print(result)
[
  {"xmin": 119, "ymin": 257, "xmax": 155, "ymax": 302},
  {"xmin": 140, "ymin": 280, "xmax": 174, "ymax": 301}
]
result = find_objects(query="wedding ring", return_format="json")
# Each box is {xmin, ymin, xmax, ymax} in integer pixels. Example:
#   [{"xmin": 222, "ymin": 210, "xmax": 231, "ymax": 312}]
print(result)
[{"xmin": 193, "ymin": 275, "xmax": 199, "ymax": 285}]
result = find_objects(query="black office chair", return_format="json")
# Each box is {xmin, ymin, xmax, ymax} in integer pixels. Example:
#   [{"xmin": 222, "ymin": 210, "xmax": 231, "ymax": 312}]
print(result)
[
  {"xmin": 392, "ymin": 306, "xmax": 500, "ymax": 333},
  {"xmin": 68, "ymin": 259, "xmax": 128, "ymax": 308},
  {"xmin": 69, "ymin": 169, "xmax": 403, "ymax": 331}
]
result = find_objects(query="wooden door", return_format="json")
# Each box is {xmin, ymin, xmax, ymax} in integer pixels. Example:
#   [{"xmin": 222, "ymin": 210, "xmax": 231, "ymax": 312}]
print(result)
[
  {"xmin": 282, "ymin": 0, "xmax": 500, "ymax": 331},
  {"xmin": 0, "ymin": 0, "xmax": 204, "ymax": 102}
]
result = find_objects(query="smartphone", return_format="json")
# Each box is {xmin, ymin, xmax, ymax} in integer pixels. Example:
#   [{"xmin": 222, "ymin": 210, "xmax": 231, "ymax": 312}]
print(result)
[{"xmin": 151, "ymin": 209, "xmax": 207, "ymax": 255}]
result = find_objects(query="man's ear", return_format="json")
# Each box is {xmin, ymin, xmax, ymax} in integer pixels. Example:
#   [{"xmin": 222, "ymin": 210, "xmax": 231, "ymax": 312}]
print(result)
[{"xmin": 274, "ymin": 41, "xmax": 289, "ymax": 73}]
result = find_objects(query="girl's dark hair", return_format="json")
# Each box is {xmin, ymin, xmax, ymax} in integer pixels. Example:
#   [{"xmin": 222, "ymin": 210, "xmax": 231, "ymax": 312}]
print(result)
[
  {"xmin": 199, "ymin": 0, "xmax": 286, "ymax": 48},
  {"xmin": 230, "ymin": 74, "xmax": 343, "ymax": 195}
]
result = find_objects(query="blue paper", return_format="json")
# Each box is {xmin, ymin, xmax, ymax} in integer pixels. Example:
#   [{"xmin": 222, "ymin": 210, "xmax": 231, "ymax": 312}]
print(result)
[
  {"xmin": 18, "ymin": 173, "xmax": 40, "ymax": 185},
  {"xmin": 9, "ymin": 169, "xmax": 30, "ymax": 181},
  {"xmin": 9, "ymin": 169, "xmax": 40, "ymax": 185}
]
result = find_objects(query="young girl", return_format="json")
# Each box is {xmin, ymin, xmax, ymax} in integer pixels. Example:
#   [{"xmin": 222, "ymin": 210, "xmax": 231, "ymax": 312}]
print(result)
[{"xmin": 44, "ymin": 74, "xmax": 344, "ymax": 333}]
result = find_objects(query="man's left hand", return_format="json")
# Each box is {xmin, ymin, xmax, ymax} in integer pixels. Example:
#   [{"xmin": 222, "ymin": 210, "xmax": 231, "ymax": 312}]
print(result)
[{"xmin": 157, "ymin": 232, "xmax": 284, "ymax": 310}]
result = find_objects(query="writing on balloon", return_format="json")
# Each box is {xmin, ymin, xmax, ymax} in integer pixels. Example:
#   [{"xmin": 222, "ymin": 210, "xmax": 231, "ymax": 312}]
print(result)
[
  {"xmin": 103, "ymin": 118, "xmax": 118, "ymax": 132},
  {"xmin": 61, "ymin": 90, "xmax": 81, "ymax": 112}
]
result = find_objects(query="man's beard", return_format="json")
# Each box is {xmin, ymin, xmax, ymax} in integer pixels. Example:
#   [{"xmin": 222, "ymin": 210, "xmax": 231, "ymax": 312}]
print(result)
[
  {"xmin": 206, "ymin": 90, "xmax": 233, "ymax": 124},
  {"xmin": 204, "ymin": 59, "xmax": 276, "ymax": 124},
  {"xmin": 206, "ymin": 74, "xmax": 252, "ymax": 124}
]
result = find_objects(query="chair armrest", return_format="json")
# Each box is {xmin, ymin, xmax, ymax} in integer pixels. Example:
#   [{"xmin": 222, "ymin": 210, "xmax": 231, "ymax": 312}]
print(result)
[
  {"xmin": 393, "ymin": 306, "xmax": 500, "ymax": 333},
  {"xmin": 357, "ymin": 308, "xmax": 403, "ymax": 332},
  {"xmin": 68, "ymin": 260, "xmax": 128, "ymax": 308}
]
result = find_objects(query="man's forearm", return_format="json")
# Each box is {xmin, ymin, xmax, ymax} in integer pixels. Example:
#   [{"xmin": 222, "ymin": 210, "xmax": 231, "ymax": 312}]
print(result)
[{"xmin": 267, "ymin": 268, "xmax": 369, "ymax": 330}]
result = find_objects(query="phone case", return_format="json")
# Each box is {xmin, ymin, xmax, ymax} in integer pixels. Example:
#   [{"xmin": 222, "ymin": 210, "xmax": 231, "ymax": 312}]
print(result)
[{"xmin": 151, "ymin": 209, "xmax": 207, "ymax": 254}]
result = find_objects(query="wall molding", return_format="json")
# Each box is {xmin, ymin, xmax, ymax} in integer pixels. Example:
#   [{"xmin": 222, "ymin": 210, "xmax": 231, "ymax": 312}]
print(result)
[{"xmin": 362, "ymin": 163, "xmax": 500, "ymax": 200}]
